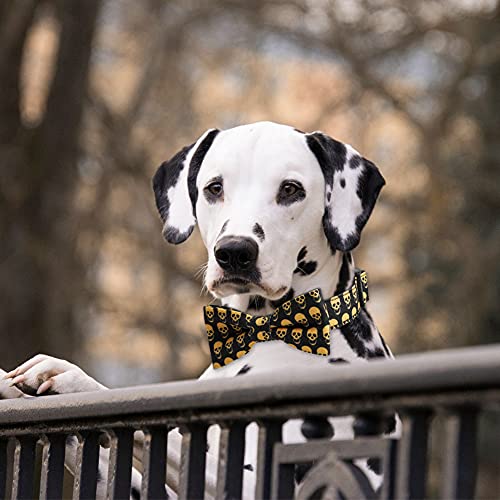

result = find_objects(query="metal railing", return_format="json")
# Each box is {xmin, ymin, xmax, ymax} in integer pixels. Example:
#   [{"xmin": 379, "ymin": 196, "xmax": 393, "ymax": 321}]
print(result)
[{"xmin": 0, "ymin": 345, "xmax": 499, "ymax": 499}]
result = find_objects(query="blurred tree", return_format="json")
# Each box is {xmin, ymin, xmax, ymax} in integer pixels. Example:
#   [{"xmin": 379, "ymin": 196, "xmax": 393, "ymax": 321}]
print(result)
[{"xmin": 0, "ymin": 0, "xmax": 101, "ymax": 368}]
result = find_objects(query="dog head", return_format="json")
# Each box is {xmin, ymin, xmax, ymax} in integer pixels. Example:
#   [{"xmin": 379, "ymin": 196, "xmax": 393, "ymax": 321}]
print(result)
[{"xmin": 153, "ymin": 122, "xmax": 384, "ymax": 300}]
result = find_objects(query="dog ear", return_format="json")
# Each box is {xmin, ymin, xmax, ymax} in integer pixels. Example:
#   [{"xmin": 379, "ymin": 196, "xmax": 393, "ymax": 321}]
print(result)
[
  {"xmin": 152, "ymin": 128, "xmax": 220, "ymax": 244},
  {"xmin": 306, "ymin": 131, "xmax": 385, "ymax": 252}
]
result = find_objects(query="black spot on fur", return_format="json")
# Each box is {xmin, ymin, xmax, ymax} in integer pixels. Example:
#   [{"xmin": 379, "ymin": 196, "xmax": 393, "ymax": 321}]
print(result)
[
  {"xmin": 252, "ymin": 223, "xmax": 265, "ymax": 241},
  {"xmin": 306, "ymin": 133, "xmax": 347, "ymax": 186},
  {"xmin": 329, "ymin": 357, "xmax": 348, "ymax": 364},
  {"xmin": 327, "ymin": 191, "xmax": 331, "ymax": 202},
  {"xmin": 187, "ymin": 129, "xmax": 220, "ymax": 215},
  {"xmin": 243, "ymin": 463, "xmax": 254, "ymax": 471},
  {"xmin": 218, "ymin": 219, "xmax": 229, "ymax": 238},
  {"xmin": 294, "ymin": 128, "xmax": 305, "ymax": 134},
  {"xmin": 340, "ymin": 178, "xmax": 346, "ymax": 188},
  {"xmin": 349, "ymin": 155, "xmax": 361, "ymax": 169},
  {"xmin": 248, "ymin": 295, "xmax": 266, "ymax": 311},
  {"xmin": 294, "ymin": 260, "xmax": 317, "ymax": 276},
  {"xmin": 131, "ymin": 487, "xmax": 141, "ymax": 500},
  {"xmin": 269, "ymin": 288, "xmax": 294, "ymax": 309},
  {"xmin": 295, "ymin": 246, "xmax": 317, "ymax": 276},
  {"xmin": 334, "ymin": 253, "xmax": 352, "ymax": 295},
  {"xmin": 339, "ymin": 310, "xmax": 388, "ymax": 359},
  {"xmin": 163, "ymin": 225, "xmax": 194, "ymax": 245},
  {"xmin": 367, "ymin": 457, "xmax": 382, "ymax": 475},
  {"xmin": 297, "ymin": 246, "xmax": 307, "ymax": 262},
  {"xmin": 153, "ymin": 142, "xmax": 195, "ymax": 222},
  {"xmin": 237, "ymin": 364, "xmax": 252, "ymax": 375}
]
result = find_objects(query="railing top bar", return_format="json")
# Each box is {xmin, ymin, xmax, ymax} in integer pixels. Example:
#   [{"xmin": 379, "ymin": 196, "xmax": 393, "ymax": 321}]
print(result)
[{"xmin": 0, "ymin": 344, "xmax": 499, "ymax": 424}]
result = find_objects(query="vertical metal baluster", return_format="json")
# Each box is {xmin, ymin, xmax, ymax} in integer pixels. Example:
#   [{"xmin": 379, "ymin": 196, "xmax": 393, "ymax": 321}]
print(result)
[
  {"xmin": 106, "ymin": 429, "xmax": 134, "ymax": 500},
  {"xmin": 0, "ymin": 438, "xmax": 7, "ymax": 499},
  {"xmin": 395, "ymin": 410, "xmax": 431, "ymax": 500},
  {"xmin": 72, "ymin": 432, "xmax": 100, "ymax": 500},
  {"xmin": 11, "ymin": 436, "xmax": 37, "ymax": 500},
  {"xmin": 271, "ymin": 458, "xmax": 294, "ymax": 500},
  {"xmin": 141, "ymin": 427, "xmax": 167, "ymax": 499},
  {"xmin": 255, "ymin": 419, "xmax": 283, "ymax": 500},
  {"xmin": 216, "ymin": 422, "xmax": 246, "ymax": 500},
  {"xmin": 39, "ymin": 434, "xmax": 66, "ymax": 500},
  {"xmin": 178, "ymin": 424, "xmax": 208, "ymax": 499},
  {"xmin": 441, "ymin": 407, "xmax": 478, "ymax": 500}
]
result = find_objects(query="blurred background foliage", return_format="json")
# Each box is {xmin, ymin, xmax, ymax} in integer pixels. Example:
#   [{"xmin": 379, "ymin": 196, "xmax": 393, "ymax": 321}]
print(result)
[{"xmin": 1, "ymin": 0, "xmax": 499, "ymax": 387}]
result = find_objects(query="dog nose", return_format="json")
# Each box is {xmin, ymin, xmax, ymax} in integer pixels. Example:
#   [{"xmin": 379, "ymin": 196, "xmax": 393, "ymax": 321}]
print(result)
[{"xmin": 215, "ymin": 236, "xmax": 259, "ymax": 273}]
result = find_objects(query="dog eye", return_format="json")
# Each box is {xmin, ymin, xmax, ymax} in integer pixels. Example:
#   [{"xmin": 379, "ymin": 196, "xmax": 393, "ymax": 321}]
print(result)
[
  {"xmin": 204, "ymin": 181, "xmax": 223, "ymax": 198},
  {"xmin": 277, "ymin": 181, "xmax": 305, "ymax": 205}
]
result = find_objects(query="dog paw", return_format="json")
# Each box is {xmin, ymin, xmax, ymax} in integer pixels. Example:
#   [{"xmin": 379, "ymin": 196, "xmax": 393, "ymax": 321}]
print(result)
[{"xmin": 3, "ymin": 354, "xmax": 106, "ymax": 395}]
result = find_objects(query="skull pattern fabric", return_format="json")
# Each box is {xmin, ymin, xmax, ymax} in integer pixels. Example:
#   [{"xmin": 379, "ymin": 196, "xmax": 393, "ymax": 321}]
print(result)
[{"xmin": 204, "ymin": 270, "xmax": 369, "ymax": 368}]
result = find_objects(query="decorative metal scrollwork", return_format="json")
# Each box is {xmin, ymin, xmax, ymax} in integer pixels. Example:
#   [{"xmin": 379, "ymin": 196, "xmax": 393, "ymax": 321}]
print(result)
[{"xmin": 296, "ymin": 451, "xmax": 377, "ymax": 500}]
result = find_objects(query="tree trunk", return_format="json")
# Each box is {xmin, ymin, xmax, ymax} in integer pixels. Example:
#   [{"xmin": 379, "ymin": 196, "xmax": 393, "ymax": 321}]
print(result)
[{"xmin": 0, "ymin": 0, "xmax": 101, "ymax": 369}]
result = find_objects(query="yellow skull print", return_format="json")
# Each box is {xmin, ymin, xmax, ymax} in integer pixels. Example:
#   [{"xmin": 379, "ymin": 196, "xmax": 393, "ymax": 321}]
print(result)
[
  {"xmin": 301, "ymin": 346, "xmax": 312, "ymax": 353},
  {"xmin": 343, "ymin": 291, "xmax": 351, "ymax": 307},
  {"xmin": 246, "ymin": 313, "xmax": 253, "ymax": 323},
  {"xmin": 248, "ymin": 341, "xmax": 257, "ymax": 349},
  {"xmin": 224, "ymin": 357, "xmax": 233, "ymax": 365},
  {"xmin": 308, "ymin": 289, "xmax": 321, "ymax": 303},
  {"xmin": 295, "ymin": 295, "xmax": 306, "ymax": 309},
  {"xmin": 206, "ymin": 324, "xmax": 214, "ymax": 340},
  {"xmin": 351, "ymin": 306, "xmax": 357, "ymax": 318},
  {"xmin": 257, "ymin": 331, "xmax": 270, "ymax": 341},
  {"xmin": 217, "ymin": 307, "xmax": 227, "ymax": 320},
  {"xmin": 316, "ymin": 347, "xmax": 328, "ymax": 356},
  {"xmin": 307, "ymin": 327, "xmax": 318, "ymax": 345},
  {"xmin": 294, "ymin": 313, "xmax": 308, "ymax": 326},
  {"xmin": 361, "ymin": 273, "xmax": 368, "ymax": 285},
  {"xmin": 236, "ymin": 332, "xmax": 245, "ymax": 345},
  {"xmin": 214, "ymin": 341, "xmax": 223, "ymax": 358},
  {"xmin": 341, "ymin": 312, "xmax": 350, "ymax": 325},
  {"xmin": 225, "ymin": 337, "xmax": 234, "ymax": 354},
  {"xmin": 276, "ymin": 327, "xmax": 287, "ymax": 339},
  {"xmin": 322, "ymin": 325, "xmax": 330, "ymax": 341},
  {"xmin": 309, "ymin": 307, "xmax": 322, "ymax": 322},
  {"xmin": 281, "ymin": 319, "xmax": 293, "ymax": 326},
  {"xmin": 352, "ymin": 286, "xmax": 358, "ymax": 301},
  {"xmin": 205, "ymin": 306, "xmax": 214, "ymax": 321},
  {"xmin": 282, "ymin": 301, "xmax": 292, "ymax": 315},
  {"xmin": 330, "ymin": 296, "xmax": 341, "ymax": 315},
  {"xmin": 236, "ymin": 350, "xmax": 247, "ymax": 358},
  {"xmin": 291, "ymin": 327, "xmax": 303, "ymax": 344},
  {"xmin": 217, "ymin": 322, "xmax": 229, "ymax": 337},
  {"xmin": 255, "ymin": 316, "xmax": 268, "ymax": 326},
  {"xmin": 329, "ymin": 318, "xmax": 339, "ymax": 329},
  {"xmin": 272, "ymin": 309, "xmax": 279, "ymax": 322},
  {"xmin": 231, "ymin": 310, "xmax": 241, "ymax": 323}
]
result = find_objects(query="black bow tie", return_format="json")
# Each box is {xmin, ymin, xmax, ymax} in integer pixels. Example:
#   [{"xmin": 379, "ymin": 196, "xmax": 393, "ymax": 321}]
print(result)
[{"xmin": 204, "ymin": 270, "xmax": 369, "ymax": 369}]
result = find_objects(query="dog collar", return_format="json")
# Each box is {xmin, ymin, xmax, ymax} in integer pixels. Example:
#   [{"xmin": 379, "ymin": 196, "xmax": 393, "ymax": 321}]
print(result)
[{"xmin": 204, "ymin": 270, "xmax": 369, "ymax": 369}]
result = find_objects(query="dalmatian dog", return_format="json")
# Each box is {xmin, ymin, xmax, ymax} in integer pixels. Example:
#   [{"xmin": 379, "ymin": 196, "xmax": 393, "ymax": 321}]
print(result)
[{"xmin": 2, "ymin": 121, "xmax": 397, "ymax": 498}]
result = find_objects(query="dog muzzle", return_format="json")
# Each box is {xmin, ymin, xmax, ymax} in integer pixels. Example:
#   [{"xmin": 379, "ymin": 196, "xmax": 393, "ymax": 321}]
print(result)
[{"xmin": 204, "ymin": 270, "xmax": 369, "ymax": 369}]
